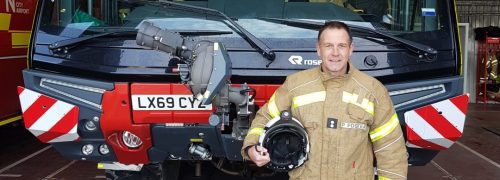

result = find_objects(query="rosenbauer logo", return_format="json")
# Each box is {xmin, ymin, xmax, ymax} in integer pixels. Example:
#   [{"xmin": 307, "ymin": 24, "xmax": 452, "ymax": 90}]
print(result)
[{"xmin": 288, "ymin": 55, "xmax": 322, "ymax": 66}]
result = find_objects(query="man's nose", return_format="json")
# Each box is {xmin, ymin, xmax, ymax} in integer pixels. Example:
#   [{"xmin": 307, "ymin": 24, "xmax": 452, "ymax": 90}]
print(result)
[{"xmin": 331, "ymin": 46, "xmax": 340, "ymax": 56}]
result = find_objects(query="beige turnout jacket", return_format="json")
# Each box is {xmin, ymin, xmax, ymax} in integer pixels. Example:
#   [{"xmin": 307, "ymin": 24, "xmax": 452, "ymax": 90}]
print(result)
[{"xmin": 242, "ymin": 64, "xmax": 408, "ymax": 180}]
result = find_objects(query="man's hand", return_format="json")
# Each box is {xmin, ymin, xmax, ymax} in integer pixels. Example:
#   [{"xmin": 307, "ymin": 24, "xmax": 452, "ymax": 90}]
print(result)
[{"xmin": 247, "ymin": 145, "xmax": 270, "ymax": 167}]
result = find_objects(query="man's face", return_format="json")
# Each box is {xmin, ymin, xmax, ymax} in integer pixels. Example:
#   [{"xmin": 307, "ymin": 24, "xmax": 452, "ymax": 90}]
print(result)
[{"xmin": 316, "ymin": 28, "xmax": 353, "ymax": 76}]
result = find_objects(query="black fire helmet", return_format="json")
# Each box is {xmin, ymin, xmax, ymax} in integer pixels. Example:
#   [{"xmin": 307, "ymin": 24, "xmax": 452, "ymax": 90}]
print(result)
[{"xmin": 259, "ymin": 110, "xmax": 310, "ymax": 172}]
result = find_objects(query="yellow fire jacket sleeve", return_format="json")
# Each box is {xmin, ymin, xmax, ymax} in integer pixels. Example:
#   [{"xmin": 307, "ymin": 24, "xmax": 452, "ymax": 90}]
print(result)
[
  {"xmin": 370, "ymin": 83, "xmax": 408, "ymax": 180},
  {"xmin": 241, "ymin": 78, "xmax": 292, "ymax": 160}
]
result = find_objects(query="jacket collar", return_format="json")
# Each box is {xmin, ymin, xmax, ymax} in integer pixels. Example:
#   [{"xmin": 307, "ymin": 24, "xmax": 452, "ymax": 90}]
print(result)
[{"xmin": 318, "ymin": 62, "xmax": 356, "ymax": 82}]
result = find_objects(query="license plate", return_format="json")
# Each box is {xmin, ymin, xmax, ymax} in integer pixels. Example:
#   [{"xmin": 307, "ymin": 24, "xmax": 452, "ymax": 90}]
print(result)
[{"xmin": 131, "ymin": 95, "xmax": 212, "ymax": 110}]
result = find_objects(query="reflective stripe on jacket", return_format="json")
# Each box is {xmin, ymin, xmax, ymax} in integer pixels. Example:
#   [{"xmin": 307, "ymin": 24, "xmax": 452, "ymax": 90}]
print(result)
[{"xmin": 242, "ymin": 64, "xmax": 408, "ymax": 180}]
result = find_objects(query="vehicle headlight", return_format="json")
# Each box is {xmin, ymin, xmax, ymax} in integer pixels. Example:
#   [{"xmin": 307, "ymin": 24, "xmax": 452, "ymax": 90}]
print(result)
[
  {"xmin": 122, "ymin": 131, "xmax": 143, "ymax": 148},
  {"xmin": 82, "ymin": 144, "xmax": 94, "ymax": 155},
  {"xmin": 99, "ymin": 144, "xmax": 110, "ymax": 155},
  {"xmin": 84, "ymin": 120, "xmax": 97, "ymax": 131}
]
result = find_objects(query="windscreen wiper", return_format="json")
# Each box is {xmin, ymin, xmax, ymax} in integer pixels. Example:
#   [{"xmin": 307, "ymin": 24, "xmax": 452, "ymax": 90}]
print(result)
[
  {"xmin": 152, "ymin": 1, "xmax": 276, "ymax": 61},
  {"xmin": 48, "ymin": 29, "xmax": 233, "ymax": 53},
  {"xmin": 176, "ymin": 30, "xmax": 233, "ymax": 36},
  {"xmin": 259, "ymin": 17, "xmax": 437, "ymax": 59},
  {"xmin": 48, "ymin": 30, "xmax": 137, "ymax": 53}
]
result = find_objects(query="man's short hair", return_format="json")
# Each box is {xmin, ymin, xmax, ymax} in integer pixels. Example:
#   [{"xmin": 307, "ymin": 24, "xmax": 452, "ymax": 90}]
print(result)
[{"xmin": 317, "ymin": 21, "xmax": 353, "ymax": 44}]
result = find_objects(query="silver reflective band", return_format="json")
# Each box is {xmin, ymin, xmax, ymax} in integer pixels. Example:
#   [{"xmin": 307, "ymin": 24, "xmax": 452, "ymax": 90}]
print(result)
[
  {"xmin": 97, "ymin": 162, "xmax": 143, "ymax": 171},
  {"xmin": 389, "ymin": 84, "xmax": 445, "ymax": 109},
  {"xmin": 40, "ymin": 78, "xmax": 103, "ymax": 109}
]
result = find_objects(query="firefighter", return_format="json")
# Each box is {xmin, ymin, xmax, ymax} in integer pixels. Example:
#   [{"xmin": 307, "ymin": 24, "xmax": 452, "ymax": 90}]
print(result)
[{"xmin": 242, "ymin": 21, "xmax": 408, "ymax": 179}]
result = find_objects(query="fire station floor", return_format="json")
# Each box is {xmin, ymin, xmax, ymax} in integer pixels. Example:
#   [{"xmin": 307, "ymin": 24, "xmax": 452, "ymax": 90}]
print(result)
[{"xmin": 0, "ymin": 103, "xmax": 499, "ymax": 180}]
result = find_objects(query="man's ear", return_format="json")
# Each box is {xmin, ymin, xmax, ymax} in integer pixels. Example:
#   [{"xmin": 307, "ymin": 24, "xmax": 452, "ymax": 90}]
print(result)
[
  {"xmin": 349, "ymin": 42, "xmax": 354, "ymax": 57},
  {"xmin": 316, "ymin": 42, "xmax": 321, "ymax": 57}
]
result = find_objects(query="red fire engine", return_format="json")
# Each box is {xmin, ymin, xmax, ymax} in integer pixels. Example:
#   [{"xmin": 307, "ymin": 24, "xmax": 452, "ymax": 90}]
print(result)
[{"xmin": 0, "ymin": 0, "xmax": 37, "ymax": 126}]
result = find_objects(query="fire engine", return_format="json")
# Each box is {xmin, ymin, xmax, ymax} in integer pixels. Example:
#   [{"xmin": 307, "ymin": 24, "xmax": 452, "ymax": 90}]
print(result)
[
  {"xmin": 18, "ymin": 0, "xmax": 469, "ymax": 179},
  {"xmin": 0, "ymin": 0, "xmax": 36, "ymax": 126}
]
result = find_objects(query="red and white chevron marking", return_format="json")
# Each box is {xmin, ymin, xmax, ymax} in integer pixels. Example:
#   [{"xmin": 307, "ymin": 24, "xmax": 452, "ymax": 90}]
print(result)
[
  {"xmin": 404, "ymin": 94, "xmax": 469, "ymax": 150},
  {"xmin": 17, "ymin": 87, "xmax": 79, "ymax": 143}
]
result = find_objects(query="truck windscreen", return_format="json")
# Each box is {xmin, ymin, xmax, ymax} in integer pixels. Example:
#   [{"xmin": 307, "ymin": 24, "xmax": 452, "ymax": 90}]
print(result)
[
  {"xmin": 33, "ymin": 0, "xmax": 457, "ymax": 82},
  {"xmin": 38, "ymin": 0, "xmax": 451, "ymax": 48}
]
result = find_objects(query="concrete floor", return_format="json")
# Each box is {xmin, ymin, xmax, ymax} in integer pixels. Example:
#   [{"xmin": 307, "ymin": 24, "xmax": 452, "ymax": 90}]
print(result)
[{"xmin": 0, "ymin": 103, "xmax": 499, "ymax": 180}]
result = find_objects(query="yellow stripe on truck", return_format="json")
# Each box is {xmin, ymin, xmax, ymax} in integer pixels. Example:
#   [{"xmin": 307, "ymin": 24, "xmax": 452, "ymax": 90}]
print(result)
[
  {"xmin": 0, "ymin": 13, "xmax": 12, "ymax": 30},
  {"xmin": 12, "ymin": 32, "xmax": 31, "ymax": 47},
  {"xmin": 453, "ymin": 0, "xmax": 463, "ymax": 76},
  {"xmin": 0, "ymin": 115, "xmax": 22, "ymax": 127}
]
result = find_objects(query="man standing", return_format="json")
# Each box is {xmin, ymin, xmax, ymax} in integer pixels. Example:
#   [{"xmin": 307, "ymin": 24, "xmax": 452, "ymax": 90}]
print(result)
[{"xmin": 241, "ymin": 21, "xmax": 408, "ymax": 179}]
